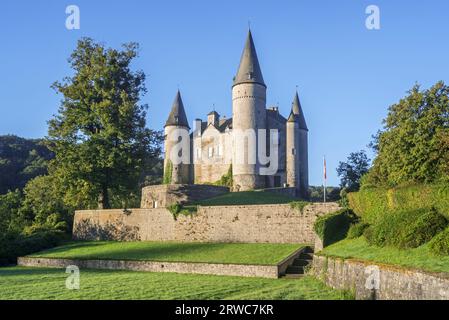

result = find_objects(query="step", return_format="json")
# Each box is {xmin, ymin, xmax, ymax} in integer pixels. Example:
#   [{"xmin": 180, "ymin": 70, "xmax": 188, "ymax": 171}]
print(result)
[
  {"xmin": 303, "ymin": 247, "xmax": 314, "ymax": 254},
  {"xmin": 299, "ymin": 253, "xmax": 314, "ymax": 260},
  {"xmin": 286, "ymin": 266, "xmax": 304, "ymax": 274},
  {"xmin": 292, "ymin": 259, "xmax": 312, "ymax": 267}
]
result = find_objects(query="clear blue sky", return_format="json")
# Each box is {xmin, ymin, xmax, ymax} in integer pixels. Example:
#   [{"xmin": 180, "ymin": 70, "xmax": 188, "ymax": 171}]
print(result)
[{"xmin": 1, "ymin": 0, "xmax": 449, "ymax": 186}]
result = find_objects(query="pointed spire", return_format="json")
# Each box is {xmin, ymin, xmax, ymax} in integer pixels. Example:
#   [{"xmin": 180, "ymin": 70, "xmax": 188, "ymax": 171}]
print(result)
[
  {"xmin": 287, "ymin": 111, "xmax": 296, "ymax": 123},
  {"xmin": 165, "ymin": 90, "xmax": 190, "ymax": 129},
  {"xmin": 233, "ymin": 29, "xmax": 265, "ymax": 88},
  {"xmin": 291, "ymin": 91, "xmax": 308, "ymax": 130}
]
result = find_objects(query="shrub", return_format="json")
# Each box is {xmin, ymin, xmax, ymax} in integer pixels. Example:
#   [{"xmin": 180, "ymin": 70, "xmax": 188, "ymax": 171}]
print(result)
[
  {"xmin": 290, "ymin": 201, "xmax": 310, "ymax": 213},
  {"xmin": 167, "ymin": 203, "xmax": 197, "ymax": 220},
  {"xmin": 364, "ymin": 208, "xmax": 447, "ymax": 249},
  {"xmin": 347, "ymin": 222, "xmax": 370, "ymax": 239},
  {"xmin": 429, "ymin": 227, "xmax": 449, "ymax": 256},
  {"xmin": 398, "ymin": 208, "xmax": 447, "ymax": 249},
  {"xmin": 0, "ymin": 230, "xmax": 69, "ymax": 265},
  {"xmin": 348, "ymin": 184, "xmax": 449, "ymax": 224},
  {"xmin": 314, "ymin": 209, "xmax": 358, "ymax": 247},
  {"xmin": 214, "ymin": 165, "xmax": 233, "ymax": 187}
]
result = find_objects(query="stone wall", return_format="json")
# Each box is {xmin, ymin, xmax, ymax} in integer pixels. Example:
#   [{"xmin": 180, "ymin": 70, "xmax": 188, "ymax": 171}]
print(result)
[
  {"xmin": 18, "ymin": 257, "xmax": 279, "ymax": 279},
  {"xmin": 73, "ymin": 203, "xmax": 340, "ymax": 244},
  {"xmin": 312, "ymin": 255, "xmax": 449, "ymax": 300},
  {"xmin": 140, "ymin": 184, "xmax": 229, "ymax": 208}
]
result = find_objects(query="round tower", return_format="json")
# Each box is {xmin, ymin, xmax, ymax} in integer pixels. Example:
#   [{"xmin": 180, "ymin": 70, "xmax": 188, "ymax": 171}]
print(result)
[
  {"xmin": 286, "ymin": 112, "xmax": 299, "ymax": 190},
  {"xmin": 164, "ymin": 90, "xmax": 191, "ymax": 184},
  {"xmin": 232, "ymin": 30, "xmax": 267, "ymax": 191},
  {"xmin": 291, "ymin": 91, "xmax": 309, "ymax": 198}
]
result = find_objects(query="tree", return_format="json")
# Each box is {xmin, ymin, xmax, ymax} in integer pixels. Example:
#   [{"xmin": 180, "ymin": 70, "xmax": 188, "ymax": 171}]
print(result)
[
  {"xmin": 337, "ymin": 151, "xmax": 370, "ymax": 192},
  {"xmin": 47, "ymin": 38, "xmax": 162, "ymax": 209},
  {"xmin": 365, "ymin": 82, "xmax": 449, "ymax": 186},
  {"xmin": 0, "ymin": 135, "xmax": 53, "ymax": 195}
]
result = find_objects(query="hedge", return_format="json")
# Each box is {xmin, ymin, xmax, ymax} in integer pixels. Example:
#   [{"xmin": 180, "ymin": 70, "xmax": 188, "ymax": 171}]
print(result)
[
  {"xmin": 363, "ymin": 208, "xmax": 447, "ymax": 249},
  {"xmin": 348, "ymin": 184, "xmax": 449, "ymax": 224},
  {"xmin": 0, "ymin": 230, "xmax": 69, "ymax": 265},
  {"xmin": 429, "ymin": 227, "xmax": 449, "ymax": 256},
  {"xmin": 314, "ymin": 209, "xmax": 358, "ymax": 247}
]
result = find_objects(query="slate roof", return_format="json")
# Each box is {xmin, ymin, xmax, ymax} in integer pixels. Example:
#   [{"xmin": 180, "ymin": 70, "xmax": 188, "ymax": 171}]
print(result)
[
  {"xmin": 165, "ymin": 90, "xmax": 190, "ymax": 128},
  {"xmin": 233, "ymin": 30, "xmax": 265, "ymax": 88}
]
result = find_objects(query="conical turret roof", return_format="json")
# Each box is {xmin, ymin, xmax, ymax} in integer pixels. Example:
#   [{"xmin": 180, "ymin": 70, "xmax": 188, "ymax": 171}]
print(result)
[
  {"xmin": 233, "ymin": 30, "xmax": 265, "ymax": 88},
  {"xmin": 165, "ymin": 90, "xmax": 190, "ymax": 129},
  {"xmin": 292, "ymin": 91, "xmax": 308, "ymax": 131}
]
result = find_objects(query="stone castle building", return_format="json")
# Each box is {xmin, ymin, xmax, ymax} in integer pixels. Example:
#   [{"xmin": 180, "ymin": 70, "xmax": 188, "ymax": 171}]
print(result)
[{"xmin": 164, "ymin": 30, "xmax": 309, "ymax": 197}]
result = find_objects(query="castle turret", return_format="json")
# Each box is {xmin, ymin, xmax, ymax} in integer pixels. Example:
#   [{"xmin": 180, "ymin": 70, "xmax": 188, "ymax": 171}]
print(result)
[
  {"xmin": 286, "ymin": 111, "xmax": 299, "ymax": 191},
  {"xmin": 232, "ymin": 30, "xmax": 267, "ymax": 191},
  {"xmin": 289, "ymin": 91, "xmax": 309, "ymax": 198},
  {"xmin": 164, "ymin": 90, "xmax": 191, "ymax": 184}
]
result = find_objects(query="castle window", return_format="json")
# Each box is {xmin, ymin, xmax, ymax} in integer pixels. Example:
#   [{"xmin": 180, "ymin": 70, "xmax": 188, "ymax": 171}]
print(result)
[
  {"xmin": 292, "ymin": 148, "xmax": 296, "ymax": 155},
  {"xmin": 217, "ymin": 145, "xmax": 223, "ymax": 157},
  {"xmin": 208, "ymin": 147, "xmax": 213, "ymax": 158},
  {"xmin": 196, "ymin": 148, "xmax": 201, "ymax": 159}
]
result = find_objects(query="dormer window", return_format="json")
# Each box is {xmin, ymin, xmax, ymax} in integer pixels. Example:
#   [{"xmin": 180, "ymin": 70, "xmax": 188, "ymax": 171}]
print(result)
[
  {"xmin": 174, "ymin": 116, "xmax": 179, "ymax": 123},
  {"xmin": 247, "ymin": 72, "xmax": 253, "ymax": 80}
]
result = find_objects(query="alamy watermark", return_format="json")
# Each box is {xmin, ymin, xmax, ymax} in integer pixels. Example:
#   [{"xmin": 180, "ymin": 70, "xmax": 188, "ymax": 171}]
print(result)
[
  {"xmin": 366, "ymin": 5, "xmax": 381, "ymax": 30},
  {"xmin": 66, "ymin": 5, "xmax": 80, "ymax": 30},
  {"xmin": 65, "ymin": 265, "xmax": 80, "ymax": 290},
  {"xmin": 167, "ymin": 126, "xmax": 279, "ymax": 176},
  {"xmin": 365, "ymin": 265, "xmax": 380, "ymax": 291}
]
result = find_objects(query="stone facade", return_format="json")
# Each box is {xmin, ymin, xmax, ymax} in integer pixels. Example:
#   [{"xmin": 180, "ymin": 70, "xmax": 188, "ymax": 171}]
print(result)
[
  {"xmin": 73, "ymin": 203, "xmax": 341, "ymax": 243},
  {"xmin": 140, "ymin": 184, "xmax": 229, "ymax": 208},
  {"xmin": 312, "ymin": 255, "xmax": 449, "ymax": 300},
  {"xmin": 163, "ymin": 30, "xmax": 309, "ymax": 196}
]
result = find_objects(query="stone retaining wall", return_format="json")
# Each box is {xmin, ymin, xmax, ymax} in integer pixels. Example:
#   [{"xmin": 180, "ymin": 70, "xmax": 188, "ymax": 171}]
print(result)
[
  {"xmin": 73, "ymin": 203, "xmax": 340, "ymax": 243},
  {"xmin": 141, "ymin": 184, "xmax": 229, "ymax": 208},
  {"xmin": 312, "ymin": 255, "xmax": 449, "ymax": 300},
  {"xmin": 17, "ymin": 249, "xmax": 305, "ymax": 278}
]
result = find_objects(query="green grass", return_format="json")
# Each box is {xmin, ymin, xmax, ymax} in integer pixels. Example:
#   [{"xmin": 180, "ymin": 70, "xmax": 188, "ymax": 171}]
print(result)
[
  {"xmin": 0, "ymin": 267, "xmax": 352, "ymax": 300},
  {"xmin": 321, "ymin": 237, "xmax": 449, "ymax": 274},
  {"xmin": 29, "ymin": 241, "xmax": 303, "ymax": 265},
  {"xmin": 195, "ymin": 191, "xmax": 297, "ymax": 207}
]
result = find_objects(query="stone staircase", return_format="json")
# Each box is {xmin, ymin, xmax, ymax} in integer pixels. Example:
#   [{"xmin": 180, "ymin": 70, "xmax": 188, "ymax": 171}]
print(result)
[{"xmin": 283, "ymin": 247, "xmax": 314, "ymax": 279}]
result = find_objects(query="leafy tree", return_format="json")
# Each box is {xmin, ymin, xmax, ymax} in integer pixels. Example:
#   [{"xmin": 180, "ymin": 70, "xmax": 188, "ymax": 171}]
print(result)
[
  {"xmin": 20, "ymin": 175, "xmax": 72, "ymax": 227},
  {"xmin": 337, "ymin": 151, "xmax": 370, "ymax": 192},
  {"xmin": 47, "ymin": 38, "xmax": 162, "ymax": 209},
  {"xmin": 365, "ymin": 82, "xmax": 449, "ymax": 186},
  {"xmin": 0, "ymin": 190, "xmax": 23, "ymax": 235},
  {"xmin": 0, "ymin": 135, "xmax": 53, "ymax": 194}
]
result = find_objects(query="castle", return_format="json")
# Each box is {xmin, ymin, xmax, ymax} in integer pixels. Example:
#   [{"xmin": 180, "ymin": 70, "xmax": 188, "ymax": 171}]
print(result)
[{"xmin": 163, "ymin": 30, "xmax": 309, "ymax": 197}]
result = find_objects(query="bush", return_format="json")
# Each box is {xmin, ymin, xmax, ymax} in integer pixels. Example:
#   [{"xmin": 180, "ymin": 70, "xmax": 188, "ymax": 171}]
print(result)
[
  {"xmin": 314, "ymin": 209, "xmax": 358, "ymax": 247},
  {"xmin": 167, "ymin": 203, "xmax": 197, "ymax": 220},
  {"xmin": 348, "ymin": 184, "xmax": 449, "ymax": 224},
  {"xmin": 364, "ymin": 208, "xmax": 447, "ymax": 249},
  {"xmin": 398, "ymin": 209, "xmax": 447, "ymax": 249},
  {"xmin": 429, "ymin": 227, "xmax": 449, "ymax": 256},
  {"xmin": 347, "ymin": 222, "xmax": 370, "ymax": 239},
  {"xmin": 0, "ymin": 230, "xmax": 69, "ymax": 265}
]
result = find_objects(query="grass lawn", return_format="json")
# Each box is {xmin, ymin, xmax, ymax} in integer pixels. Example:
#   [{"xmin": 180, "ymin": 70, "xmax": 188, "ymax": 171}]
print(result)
[
  {"xmin": 321, "ymin": 237, "xmax": 449, "ymax": 274},
  {"xmin": 29, "ymin": 241, "xmax": 303, "ymax": 265},
  {"xmin": 195, "ymin": 191, "xmax": 297, "ymax": 207},
  {"xmin": 0, "ymin": 267, "xmax": 352, "ymax": 300}
]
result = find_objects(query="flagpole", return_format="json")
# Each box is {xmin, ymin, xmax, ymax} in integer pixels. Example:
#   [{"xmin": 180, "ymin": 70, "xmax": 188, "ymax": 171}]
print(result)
[{"xmin": 323, "ymin": 156, "xmax": 327, "ymax": 203}]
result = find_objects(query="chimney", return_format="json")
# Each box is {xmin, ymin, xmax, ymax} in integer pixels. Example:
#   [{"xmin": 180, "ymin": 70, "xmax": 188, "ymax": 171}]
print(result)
[
  {"xmin": 207, "ymin": 111, "xmax": 220, "ymax": 127},
  {"xmin": 194, "ymin": 119, "xmax": 202, "ymax": 137}
]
